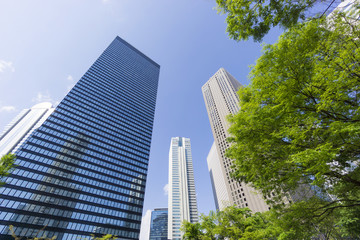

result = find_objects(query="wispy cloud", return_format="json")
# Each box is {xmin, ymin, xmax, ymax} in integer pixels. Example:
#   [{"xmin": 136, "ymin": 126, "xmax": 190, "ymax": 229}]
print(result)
[
  {"xmin": 0, "ymin": 60, "xmax": 15, "ymax": 73},
  {"xmin": 67, "ymin": 75, "xmax": 74, "ymax": 81},
  {"xmin": 102, "ymin": 0, "xmax": 110, "ymax": 3},
  {"xmin": 32, "ymin": 91, "xmax": 53, "ymax": 103},
  {"xmin": 0, "ymin": 106, "xmax": 16, "ymax": 112},
  {"xmin": 139, "ymin": 209, "xmax": 151, "ymax": 240},
  {"xmin": 163, "ymin": 183, "xmax": 169, "ymax": 196}
]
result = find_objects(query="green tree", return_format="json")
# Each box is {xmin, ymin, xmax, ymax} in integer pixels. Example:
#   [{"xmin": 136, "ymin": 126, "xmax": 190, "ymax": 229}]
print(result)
[
  {"xmin": 181, "ymin": 206, "xmax": 282, "ymax": 240},
  {"xmin": 226, "ymin": 10, "xmax": 360, "ymax": 237},
  {"xmin": 216, "ymin": 0, "xmax": 340, "ymax": 42},
  {"xmin": 181, "ymin": 221, "xmax": 204, "ymax": 240},
  {"xmin": 0, "ymin": 153, "xmax": 16, "ymax": 186},
  {"xmin": 88, "ymin": 234, "xmax": 118, "ymax": 240},
  {"xmin": 182, "ymin": 205, "xmax": 346, "ymax": 239}
]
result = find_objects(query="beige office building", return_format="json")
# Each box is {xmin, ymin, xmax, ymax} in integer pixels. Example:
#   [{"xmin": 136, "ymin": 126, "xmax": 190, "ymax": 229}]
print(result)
[{"xmin": 202, "ymin": 68, "xmax": 269, "ymax": 212}]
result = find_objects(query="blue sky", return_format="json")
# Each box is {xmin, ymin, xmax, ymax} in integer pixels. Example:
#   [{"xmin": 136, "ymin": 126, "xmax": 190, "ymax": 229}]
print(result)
[{"xmin": 0, "ymin": 0, "xmax": 284, "ymax": 239}]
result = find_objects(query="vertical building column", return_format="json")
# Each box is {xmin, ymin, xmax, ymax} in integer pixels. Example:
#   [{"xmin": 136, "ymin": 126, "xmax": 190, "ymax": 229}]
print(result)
[{"xmin": 168, "ymin": 137, "xmax": 198, "ymax": 240}]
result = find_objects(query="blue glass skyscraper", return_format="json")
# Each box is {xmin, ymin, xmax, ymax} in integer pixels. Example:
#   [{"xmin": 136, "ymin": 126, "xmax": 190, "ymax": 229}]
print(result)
[
  {"xmin": 0, "ymin": 36, "xmax": 160, "ymax": 240},
  {"xmin": 149, "ymin": 208, "xmax": 168, "ymax": 240}
]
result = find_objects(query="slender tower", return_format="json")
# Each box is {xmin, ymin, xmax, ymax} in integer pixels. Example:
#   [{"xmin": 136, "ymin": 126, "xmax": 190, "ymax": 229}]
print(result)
[
  {"xmin": 0, "ymin": 36, "xmax": 160, "ymax": 240},
  {"xmin": 202, "ymin": 68, "xmax": 268, "ymax": 212},
  {"xmin": 168, "ymin": 137, "xmax": 198, "ymax": 240}
]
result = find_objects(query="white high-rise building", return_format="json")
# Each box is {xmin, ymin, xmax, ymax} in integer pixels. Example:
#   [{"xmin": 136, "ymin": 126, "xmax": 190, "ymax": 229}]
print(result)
[
  {"xmin": 0, "ymin": 102, "xmax": 54, "ymax": 156},
  {"xmin": 168, "ymin": 137, "xmax": 198, "ymax": 240},
  {"xmin": 207, "ymin": 142, "xmax": 231, "ymax": 210},
  {"xmin": 328, "ymin": 0, "xmax": 359, "ymax": 20},
  {"xmin": 202, "ymin": 68, "xmax": 269, "ymax": 212}
]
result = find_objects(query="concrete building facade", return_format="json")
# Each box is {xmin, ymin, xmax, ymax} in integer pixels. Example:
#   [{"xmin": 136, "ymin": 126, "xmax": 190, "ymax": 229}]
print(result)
[{"xmin": 202, "ymin": 68, "xmax": 269, "ymax": 212}]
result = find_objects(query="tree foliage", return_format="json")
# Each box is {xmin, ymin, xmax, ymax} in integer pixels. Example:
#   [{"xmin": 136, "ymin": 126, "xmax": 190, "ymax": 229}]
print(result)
[
  {"xmin": 182, "ymin": 205, "xmax": 347, "ymax": 239},
  {"xmin": 88, "ymin": 234, "xmax": 118, "ymax": 240},
  {"xmin": 181, "ymin": 206, "xmax": 282, "ymax": 240},
  {"xmin": 0, "ymin": 153, "xmax": 16, "ymax": 186},
  {"xmin": 216, "ymin": 0, "xmax": 336, "ymax": 42},
  {"xmin": 226, "ymin": 10, "xmax": 360, "ymax": 237}
]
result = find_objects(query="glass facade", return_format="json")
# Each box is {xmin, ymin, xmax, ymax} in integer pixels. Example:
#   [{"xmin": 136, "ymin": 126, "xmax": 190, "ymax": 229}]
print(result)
[
  {"xmin": 0, "ymin": 36, "xmax": 160, "ymax": 240},
  {"xmin": 149, "ymin": 208, "xmax": 167, "ymax": 240}
]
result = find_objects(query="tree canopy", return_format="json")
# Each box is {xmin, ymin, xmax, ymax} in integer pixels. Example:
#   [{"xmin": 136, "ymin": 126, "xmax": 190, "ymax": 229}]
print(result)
[
  {"xmin": 0, "ymin": 153, "xmax": 16, "ymax": 186},
  {"xmin": 216, "ymin": 0, "xmax": 337, "ymax": 42},
  {"xmin": 226, "ymin": 10, "xmax": 360, "ymax": 237},
  {"xmin": 181, "ymin": 206, "xmax": 283, "ymax": 240},
  {"xmin": 182, "ymin": 205, "xmax": 349, "ymax": 239}
]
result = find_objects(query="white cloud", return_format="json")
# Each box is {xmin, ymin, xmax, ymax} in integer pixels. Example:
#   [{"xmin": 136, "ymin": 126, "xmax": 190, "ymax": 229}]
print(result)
[
  {"xmin": 0, "ymin": 106, "xmax": 16, "ymax": 112},
  {"xmin": 32, "ymin": 91, "xmax": 53, "ymax": 103},
  {"xmin": 67, "ymin": 75, "xmax": 74, "ymax": 81},
  {"xmin": 139, "ymin": 209, "xmax": 152, "ymax": 240},
  {"xmin": 102, "ymin": 0, "xmax": 110, "ymax": 3},
  {"xmin": 0, "ymin": 60, "xmax": 15, "ymax": 73},
  {"xmin": 163, "ymin": 183, "xmax": 169, "ymax": 196}
]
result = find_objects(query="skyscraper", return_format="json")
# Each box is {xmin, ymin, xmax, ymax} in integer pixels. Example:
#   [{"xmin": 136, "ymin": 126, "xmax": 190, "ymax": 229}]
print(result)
[
  {"xmin": 149, "ymin": 208, "xmax": 168, "ymax": 240},
  {"xmin": 206, "ymin": 142, "xmax": 230, "ymax": 210},
  {"xmin": 328, "ymin": 0, "xmax": 360, "ymax": 20},
  {"xmin": 202, "ymin": 68, "xmax": 268, "ymax": 212},
  {"xmin": 0, "ymin": 102, "xmax": 55, "ymax": 156},
  {"xmin": 168, "ymin": 137, "xmax": 198, "ymax": 240},
  {"xmin": 0, "ymin": 36, "xmax": 160, "ymax": 240}
]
